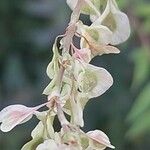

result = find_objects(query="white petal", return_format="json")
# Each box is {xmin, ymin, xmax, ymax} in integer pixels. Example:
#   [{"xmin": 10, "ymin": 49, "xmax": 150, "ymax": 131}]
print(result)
[
  {"xmin": 78, "ymin": 63, "xmax": 113, "ymax": 98},
  {"xmin": 46, "ymin": 40, "xmax": 60, "ymax": 79},
  {"xmin": 0, "ymin": 105, "xmax": 34, "ymax": 132},
  {"xmin": 31, "ymin": 121, "xmax": 44, "ymax": 138},
  {"xmin": 92, "ymin": 0, "xmax": 130, "ymax": 45},
  {"xmin": 70, "ymin": 97, "xmax": 84, "ymax": 127},
  {"xmin": 96, "ymin": 45, "xmax": 120, "ymax": 56},
  {"xmin": 43, "ymin": 77, "xmax": 58, "ymax": 95},
  {"xmin": 87, "ymin": 130, "xmax": 115, "ymax": 149},
  {"xmin": 0, "ymin": 103, "xmax": 48, "ymax": 132},
  {"xmin": 66, "ymin": 0, "xmax": 78, "ymax": 10},
  {"xmin": 80, "ymin": 24, "xmax": 120, "ymax": 56},
  {"xmin": 80, "ymin": 24, "xmax": 112, "ymax": 46},
  {"xmin": 36, "ymin": 139, "xmax": 58, "ymax": 150},
  {"xmin": 66, "ymin": 0, "xmax": 101, "ymax": 16}
]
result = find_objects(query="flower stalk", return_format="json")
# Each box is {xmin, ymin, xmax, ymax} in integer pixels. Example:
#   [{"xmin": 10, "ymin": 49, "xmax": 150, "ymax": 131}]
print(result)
[{"xmin": 0, "ymin": 0, "xmax": 130, "ymax": 149}]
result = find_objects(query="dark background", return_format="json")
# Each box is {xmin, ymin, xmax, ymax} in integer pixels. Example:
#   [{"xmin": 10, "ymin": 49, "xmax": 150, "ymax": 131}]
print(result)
[{"xmin": 0, "ymin": 0, "xmax": 150, "ymax": 149}]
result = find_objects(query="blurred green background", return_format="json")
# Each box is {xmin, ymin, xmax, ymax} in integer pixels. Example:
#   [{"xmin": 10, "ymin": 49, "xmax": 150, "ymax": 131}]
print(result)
[{"xmin": 0, "ymin": 0, "xmax": 150, "ymax": 149}]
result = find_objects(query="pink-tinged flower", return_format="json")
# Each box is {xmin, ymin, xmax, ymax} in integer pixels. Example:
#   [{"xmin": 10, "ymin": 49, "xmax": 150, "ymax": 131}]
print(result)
[
  {"xmin": 92, "ymin": 0, "xmax": 130, "ymax": 45},
  {"xmin": 77, "ymin": 63, "xmax": 113, "ymax": 98},
  {"xmin": 0, "ymin": 103, "xmax": 48, "ymax": 132},
  {"xmin": 78, "ymin": 22, "xmax": 120, "ymax": 57},
  {"xmin": 87, "ymin": 130, "xmax": 115, "ymax": 149}
]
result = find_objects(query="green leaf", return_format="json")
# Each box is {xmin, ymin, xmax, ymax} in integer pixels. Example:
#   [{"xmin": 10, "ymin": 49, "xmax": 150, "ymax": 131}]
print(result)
[
  {"xmin": 143, "ymin": 19, "xmax": 150, "ymax": 34},
  {"xmin": 135, "ymin": 3, "xmax": 150, "ymax": 18},
  {"xmin": 131, "ymin": 48, "xmax": 150, "ymax": 88},
  {"xmin": 127, "ymin": 83, "xmax": 150, "ymax": 122},
  {"xmin": 127, "ymin": 110, "xmax": 150, "ymax": 139}
]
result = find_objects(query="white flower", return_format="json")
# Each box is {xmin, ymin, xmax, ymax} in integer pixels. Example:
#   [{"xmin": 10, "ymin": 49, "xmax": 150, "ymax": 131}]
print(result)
[
  {"xmin": 78, "ymin": 23, "xmax": 120, "ymax": 57},
  {"xmin": 92, "ymin": 0, "xmax": 130, "ymax": 45},
  {"xmin": 77, "ymin": 63, "xmax": 113, "ymax": 98}
]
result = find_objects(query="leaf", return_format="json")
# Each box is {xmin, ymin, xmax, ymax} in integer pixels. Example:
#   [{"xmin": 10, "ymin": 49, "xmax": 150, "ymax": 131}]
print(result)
[
  {"xmin": 127, "ymin": 83, "xmax": 150, "ymax": 122},
  {"xmin": 135, "ymin": 3, "xmax": 150, "ymax": 18},
  {"xmin": 131, "ymin": 48, "xmax": 150, "ymax": 88},
  {"xmin": 143, "ymin": 19, "xmax": 150, "ymax": 34},
  {"xmin": 127, "ymin": 110, "xmax": 150, "ymax": 139}
]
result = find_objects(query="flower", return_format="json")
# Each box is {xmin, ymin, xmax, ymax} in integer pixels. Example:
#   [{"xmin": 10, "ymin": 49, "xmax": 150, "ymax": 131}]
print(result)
[
  {"xmin": 63, "ymin": 61, "xmax": 113, "ymax": 127},
  {"xmin": 87, "ymin": 130, "xmax": 115, "ymax": 150},
  {"xmin": 0, "ymin": 103, "xmax": 48, "ymax": 132},
  {"xmin": 77, "ymin": 63, "xmax": 113, "ymax": 98},
  {"xmin": 78, "ymin": 22, "xmax": 120, "ymax": 57},
  {"xmin": 92, "ymin": 0, "xmax": 130, "ymax": 45}
]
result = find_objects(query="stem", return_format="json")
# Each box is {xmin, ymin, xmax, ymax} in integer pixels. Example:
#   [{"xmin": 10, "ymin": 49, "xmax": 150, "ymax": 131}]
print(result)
[
  {"xmin": 54, "ymin": 62, "xmax": 70, "ymax": 130},
  {"xmin": 55, "ymin": 0, "xmax": 84, "ymax": 128},
  {"xmin": 52, "ymin": 0, "xmax": 85, "ymax": 131},
  {"xmin": 62, "ymin": 0, "xmax": 84, "ymax": 52},
  {"xmin": 56, "ymin": 99, "xmax": 69, "ymax": 128}
]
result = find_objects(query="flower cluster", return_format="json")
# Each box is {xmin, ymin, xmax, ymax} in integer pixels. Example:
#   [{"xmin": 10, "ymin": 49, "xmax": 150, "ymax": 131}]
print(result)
[{"xmin": 0, "ymin": 0, "xmax": 130, "ymax": 149}]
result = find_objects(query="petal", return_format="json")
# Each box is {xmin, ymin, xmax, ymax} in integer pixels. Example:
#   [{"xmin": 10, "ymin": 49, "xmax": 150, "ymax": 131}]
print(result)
[
  {"xmin": 78, "ymin": 93, "xmax": 89, "ymax": 110},
  {"xmin": 80, "ymin": 24, "xmax": 112, "ymax": 45},
  {"xmin": 0, "ymin": 103, "xmax": 48, "ymax": 132},
  {"xmin": 96, "ymin": 45, "xmax": 120, "ymax": 56},
  {"xmin": 60, "ymin": 83, "xmax": 71, "ymax": 103},
  {"xmin": 36, "ymin": 139, "xmax": 58, "ymax": 150},
  {"xmin": 46, "ymin": 43, "xmax": 60, "ymax": 80},
  {"xmin": 0, "ymin": 105, "xmax": 34, "ymax": 132},
  {"xmin": 73, "ymin": 48, "xmax": 91, "ymax": 63},
  {"xmin": 90, "ymin": 44, "xmax": 120, "ymax": 57},
  {"xmin": 43, "ymin": 77, "xmax": 58, "ymax": 95},
  {"xmin": 87, "ymin": 130, "xmax": 115, "ymax": 149},
  {"xmin": 70, "ymin": 97, "xmax": 84, "ymax": 127},
  {"xmin": 92, "ymin": 0, "xmax": 130, "ymax": 45},
  {"xmin": 79, "ymin": 24, "xmax": 119, "ymax": 56},
  {"xmin": 78, "ymin": 63, "xmax": 113, "ymax": 98},
  {"xmin": 66, "ymin": 0, "xmax": 101, "ymax": 16},
  {"xmin": 66, "ymin": 0, "xmax": 78, "ymax": 10}
]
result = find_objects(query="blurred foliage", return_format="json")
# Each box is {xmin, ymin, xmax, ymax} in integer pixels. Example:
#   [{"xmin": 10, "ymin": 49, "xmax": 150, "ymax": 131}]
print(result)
[
  {"xmin": 0, "ymin": 0, "xmax": 150, "ymax": 150},
  {"xmin": 126, "ymin": 0, "xmax": 150, "ymax": 142}
]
